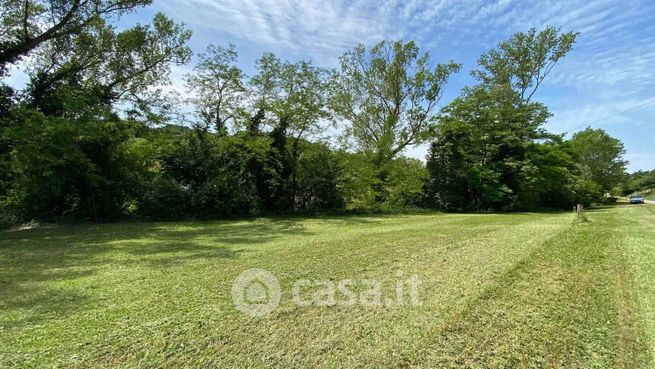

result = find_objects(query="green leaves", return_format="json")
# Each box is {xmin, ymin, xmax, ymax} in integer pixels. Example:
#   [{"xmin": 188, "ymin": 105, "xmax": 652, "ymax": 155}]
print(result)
[
  {"xmin": 185, "ymin": 43, "xmax": 245, "ymax": 133},
  {"xmin": 425, "ymin": 27, "xmax": 584, "ymax": 211},
  {"xmin": 251, "ymin": 53, "xmax": 330, "ymax": 139},
  {"xmin": 474, "ymin": 26, "xmax": 579, "ymax": 103},
  {"xmin": 331, "ymin": 40, "xmax": 460, "ymax": 165},
  {"xmin": 23, "ymin": 12, "xmax": 191, "ymax": 118},
  {"xmin": 0, "ymin": 0, "xmax": 154, "ymax": 73},
  {"xmin": 568, "ymin": 127, "xmax": 628, "ymax": 193}
]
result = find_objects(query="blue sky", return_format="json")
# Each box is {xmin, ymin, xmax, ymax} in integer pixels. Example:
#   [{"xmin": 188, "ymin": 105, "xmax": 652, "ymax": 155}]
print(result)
[{"xmin": 8, "ymin": 0, "xmax": 654, "ymax": 171}]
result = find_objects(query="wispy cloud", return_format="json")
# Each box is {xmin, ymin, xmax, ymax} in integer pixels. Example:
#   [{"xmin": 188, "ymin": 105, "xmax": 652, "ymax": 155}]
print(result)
[
  {"xmin": 160, "ymin": 0, "xmax": 655, "ymax": 88},
  {"xmin": 159, "ymin": 0, "xmax": 391, "ymax": 63},
  {"xmin": 549, "ymin": 97, "xmax": 655, "ymax": 134}
]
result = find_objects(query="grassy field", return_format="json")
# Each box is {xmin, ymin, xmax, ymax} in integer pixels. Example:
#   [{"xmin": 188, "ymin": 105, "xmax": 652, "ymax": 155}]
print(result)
[{"xmin": 1, "ymin": 205, "xmax": 654, "ymax": 368}]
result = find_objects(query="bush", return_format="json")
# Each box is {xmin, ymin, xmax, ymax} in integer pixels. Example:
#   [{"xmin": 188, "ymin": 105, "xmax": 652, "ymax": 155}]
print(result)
[
  {"xmin": 0, "ymin": 211, "xmax": 17, "ymax": 229},
  {"xmin": 384, "ymin": 157, "xmax": 427, "ymax": 209},
  {"xmin": 296, "ymin": 144, "xmax": 345, "ymax": 211},
  {"xmin": 152, "ymin": 131, "xmax": 261, "ymax": 218},
  {"xmin": 136, "ymin": 177, "xmax": 191, "ymax": 220}
]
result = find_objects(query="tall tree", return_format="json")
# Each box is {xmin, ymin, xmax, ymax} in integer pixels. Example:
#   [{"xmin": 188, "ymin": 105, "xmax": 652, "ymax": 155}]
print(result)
[
  {"xmin": 0, "ymin": 0, "xmax": 152, "ymax": 73},
  {"xmin": 251, "ymin": 53, "xmax": 330, "ymax": 209},
  {"xmin": 0, "ymin": 7, "xmax": 191, "ymax": 222},
  {"xmin": 331, "ymin": 40, "xmax": 459, "ymax": 203},
  {"xmin": 331, "ymin": 40, "xmax": 460, "ymax": 166},
  {"xmin": 184, "ymin": 44, "xmax": 245, "ymax": 135},
  {"xmin": 425, "ymin": 27, "xmax": 579, "ymax": 211}
]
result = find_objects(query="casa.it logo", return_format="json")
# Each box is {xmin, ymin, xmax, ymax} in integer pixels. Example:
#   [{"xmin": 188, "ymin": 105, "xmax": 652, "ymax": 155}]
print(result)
[
  {"xmin": 231, "ymin": 268, "xmax": 422, "ymax": 317},
  {"xmin": 231, "ymin": 268, "xmax": 281, "ymax": 317}
]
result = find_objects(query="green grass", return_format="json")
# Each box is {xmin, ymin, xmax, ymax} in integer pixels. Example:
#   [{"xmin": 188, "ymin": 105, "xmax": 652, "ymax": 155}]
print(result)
[{"xmin": 1, "ymin": 206, "xmax": 654, "ymax": 368}]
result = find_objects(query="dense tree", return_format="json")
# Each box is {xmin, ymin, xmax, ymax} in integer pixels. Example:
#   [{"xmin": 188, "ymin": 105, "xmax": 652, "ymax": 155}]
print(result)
[
  {"xmin": 0, "ymin": 3, "xmax": 191, "ymax": 223},
  {"xmin": 622, "ymin": 170, "xmax": 655, "ymax": 195},
  {"xmin": 295, "ymin": 143, "xmax": 345, "ymax": 210},
  {"xmin": 337, "ymin": 151, "xmax": 378, "ymax": 208},
  {"xmin": 153, "ymin": 129, "xmax": 264, "ymax": 218},
  {"xmin": 0, "ymin": 85, "xmax": 15, "ymax": 199},
  {"xmin": 2, "ymin": 111, "xmax": 149, "ymax": 221},
  {"xmin": 0, "ymin": 2, "xmax": 639, "ymax": 227},
  {"xmin": 567, "ymin": 127, "xmax": 627, "ymax": 194},
  {"xmin": 424, "ymin": 27, "xmax": 581, "ymax": 211},
  {"xmin": 473, "ymin": 26, "xmax": 579, "ymax": 104},
  {"xmin": 25, "ymin": 12, "xmax": 191, "ymax": 116},
  {"xmin": 518, "ymin": 139, "xmax": 602, "ymax": 208},
  {"xmin": 338, "ymin": 151, "xmax": 426, "ymax": 210},
  {"xmin": 251, "ymin": 53, "xmax": 330, "ymax": 209},
  {"xmin": 385, "ymin": 156, "xmax": 426, "ymax": 208}
]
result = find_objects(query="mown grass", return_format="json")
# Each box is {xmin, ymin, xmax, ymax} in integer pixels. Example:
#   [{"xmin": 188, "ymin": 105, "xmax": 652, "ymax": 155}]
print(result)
[{"xmin": 1, "ymin": 206, "xmax": 653, "ymax": 368}]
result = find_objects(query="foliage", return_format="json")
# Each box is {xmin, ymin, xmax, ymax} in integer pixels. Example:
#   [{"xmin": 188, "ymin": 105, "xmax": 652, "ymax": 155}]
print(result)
[
  {"xmin": 0, "ymin": 0, "xmax": 153, "ymax": 73},
  {"xmin": 146, "ymin": 129, "xmax": 260, "ymax": 218},
  {"xmin": 337, "ymin": 151, "xmax": 378, "ymax": 209},
  {"xmin": 25, "ymin": 12, "xmax": 192, "ymax": 117},
  {"xmin": 424, "ymin": 86, "xmax": 553, "ymax": 211},
  {"xmin": 423, "ymin": 27, "xmax": 597, "ymax": 211},
  {"xmin": 473, "ymin": 26, "xmax": 579, "ymax": 104},
  {"xmin": 184, "ymin": 44, "xmax": 245, "ymax": 134},
  {"xmin": 384, "ymin": 156, "xmax": 427, "ymax": 208},
  {"xmin": 295, "ymin": 143, "xmax": 345, "ymax": 210},
  {"xmin": 250, "ymin": 53, "xmax": 332, "ymax": 209},
  {"xmin": 0, "ymin": 2, "xmax": 640, "ymax": 222},
  {"xmin": 567, "ymin": 127, "xmax": 627, "ymax": 194},
  {"xmin": 3, "ymin": 111, "xmax": 147, "ymax": 221},
  {"xmin": 337, "ymin": 151, "xmax": 426, "ymax": 210},
  {"xmin": 519, "ymin": 141, "xmax": 601, "ymax": 208},
  {"xmin": 622, "ymin": 170, "xmax": 655, "ymax": 195},
  {"xmin": 331, "ymin": 40, "xmax": 461, "ymax": 165}
]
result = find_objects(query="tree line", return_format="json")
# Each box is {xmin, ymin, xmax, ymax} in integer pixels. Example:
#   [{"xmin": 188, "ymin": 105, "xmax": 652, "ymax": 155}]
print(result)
[
  {"xmin": 0, "ymin": 1, "xmax": 629, "ymax": 226},
  {"xmin": 622, "ymin": 170, "xmax": 655, "ymax": 196}
]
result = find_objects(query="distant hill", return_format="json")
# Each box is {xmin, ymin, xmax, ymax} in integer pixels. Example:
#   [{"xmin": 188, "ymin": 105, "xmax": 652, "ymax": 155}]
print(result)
[{"xmin": 623, "ymin": 170, "xmax": 655, "ymax": 197}]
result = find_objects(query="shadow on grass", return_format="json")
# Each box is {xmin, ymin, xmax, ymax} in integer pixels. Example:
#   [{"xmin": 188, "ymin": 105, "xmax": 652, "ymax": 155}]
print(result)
[
  {"xmin": 0, "ymin": 216, "xmax": 336, "ymax": 325},
  {"xmin": 0, "ymin": 284, "xmax": 91, "ymax": 330}
]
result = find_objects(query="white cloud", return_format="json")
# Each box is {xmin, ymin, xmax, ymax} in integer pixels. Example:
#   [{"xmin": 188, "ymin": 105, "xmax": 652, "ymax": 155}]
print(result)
[
  {"xmin": 158, "ymin": 0, "xmax": 655, "ymax": 91},
  {"xmin": 159, "ymin": 0, "xmax": 391, "ymax": 63},
  {"xmin": 548, "ymin": 97, "xmax": 655, "ymax": 134}
]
